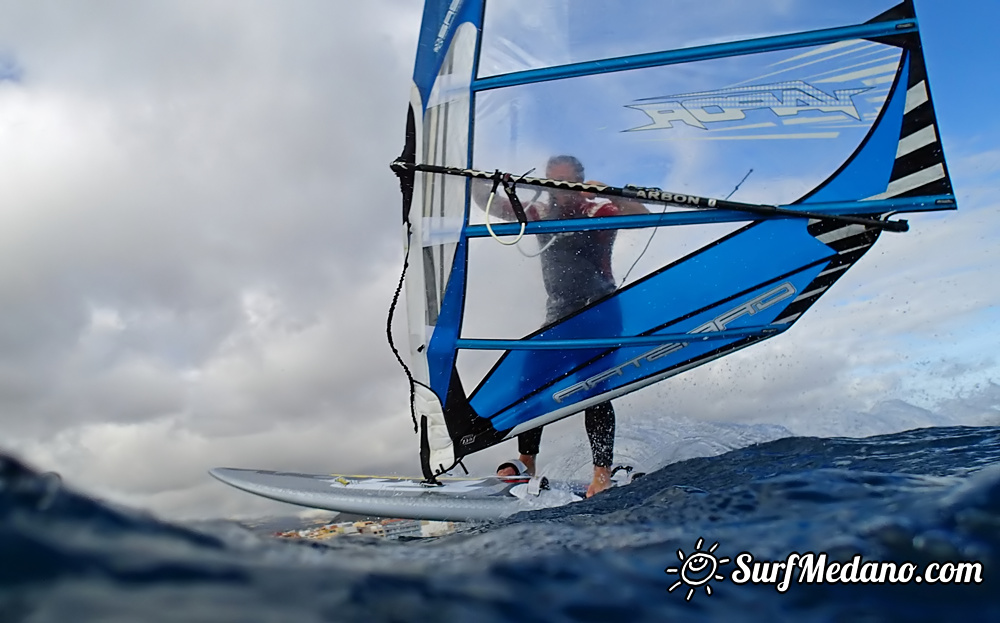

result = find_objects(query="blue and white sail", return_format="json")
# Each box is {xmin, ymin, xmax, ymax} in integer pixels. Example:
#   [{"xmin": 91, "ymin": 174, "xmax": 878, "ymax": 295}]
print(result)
[{"xmin": 392, "ymin": 0, "xmax": 955, "ymax": 478}]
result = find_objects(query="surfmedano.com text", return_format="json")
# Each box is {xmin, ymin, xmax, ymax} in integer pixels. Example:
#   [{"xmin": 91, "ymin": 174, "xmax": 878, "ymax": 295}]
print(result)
[{"xmin": 732, "ymin": 552, "xmax": 984, "ymax": 593}]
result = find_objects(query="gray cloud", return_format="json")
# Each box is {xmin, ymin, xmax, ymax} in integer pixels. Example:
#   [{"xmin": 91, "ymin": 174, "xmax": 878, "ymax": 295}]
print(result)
[{"xmin": 0, "ymin": 1, "xmax": 424, "ymax": 516}]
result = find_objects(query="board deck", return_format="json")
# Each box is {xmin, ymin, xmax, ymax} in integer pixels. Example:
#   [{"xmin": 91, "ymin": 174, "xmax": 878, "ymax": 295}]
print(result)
[{"xmin": 210, "ymin": 467, "xmax": 584, "ymax": 521}]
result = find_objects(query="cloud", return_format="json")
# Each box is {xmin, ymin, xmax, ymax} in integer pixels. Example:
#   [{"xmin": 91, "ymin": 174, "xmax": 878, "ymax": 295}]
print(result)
[{"xmin": 0, "ymin": 0, "xmax": 425, "ymax": 517}]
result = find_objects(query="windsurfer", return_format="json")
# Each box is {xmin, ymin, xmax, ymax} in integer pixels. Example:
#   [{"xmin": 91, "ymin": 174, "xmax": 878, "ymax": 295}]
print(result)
[{"xmin": 477, "ymin": 155, "xmax": 648, "ymax": 496}]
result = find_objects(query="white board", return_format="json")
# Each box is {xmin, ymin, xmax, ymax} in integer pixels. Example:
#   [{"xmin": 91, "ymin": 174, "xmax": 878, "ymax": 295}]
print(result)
[{"xmin": 209, "ymin": 467, "xmax": 584, "ymax": 521}]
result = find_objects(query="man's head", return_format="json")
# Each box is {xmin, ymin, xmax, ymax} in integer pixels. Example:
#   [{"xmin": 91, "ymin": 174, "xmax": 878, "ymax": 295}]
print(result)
[{"xmin": 546, "ymin": 155, "xmax": 584, "ymax": 183}]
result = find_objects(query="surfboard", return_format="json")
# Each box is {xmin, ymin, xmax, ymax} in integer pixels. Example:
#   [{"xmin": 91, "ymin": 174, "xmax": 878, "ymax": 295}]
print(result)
[{"xmin": 209, "ymin": 467, "xmax": 585, "ymax": 521}]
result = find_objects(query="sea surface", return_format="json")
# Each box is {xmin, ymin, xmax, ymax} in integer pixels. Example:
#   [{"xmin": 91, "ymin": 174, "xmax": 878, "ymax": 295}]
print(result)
[{"xmin": 3, "ymin": 425, "xmax": 1000, "ymax": 622}]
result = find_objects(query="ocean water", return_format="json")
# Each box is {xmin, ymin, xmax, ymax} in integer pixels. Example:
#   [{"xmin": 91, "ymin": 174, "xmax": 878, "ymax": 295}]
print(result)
[{"xmin": 2, "ymin": 425, "xmax": 999, "ymax": 622}]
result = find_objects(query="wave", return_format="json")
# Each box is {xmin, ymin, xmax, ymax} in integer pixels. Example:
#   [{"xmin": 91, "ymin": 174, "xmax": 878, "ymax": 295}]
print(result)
[{"xmin": 2, "ymin": 426, "xmax": 998, "ymax": 622}]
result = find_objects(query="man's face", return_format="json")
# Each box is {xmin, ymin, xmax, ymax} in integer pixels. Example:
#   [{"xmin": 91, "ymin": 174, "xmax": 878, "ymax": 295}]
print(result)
[
  {"xmin": 546, "ymin": 161, "xmax": 582, "ymax": 204},
  {"xmin": 546, "ymin": 161, "xmax": 581, "ymax": 183}
]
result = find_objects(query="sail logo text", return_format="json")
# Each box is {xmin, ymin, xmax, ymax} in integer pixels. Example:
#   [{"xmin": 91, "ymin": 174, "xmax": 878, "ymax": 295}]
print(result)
[
  {"xmin": 552, "ymin": 282, "xmax": 796, "ymax": 404},
  {"xmin": 432, "ymin": 0, "xmax": 464, "ymax": 53},
  {"xmin": 625, "ymin": 186, "xmax": 716, "ymax": 206},
  {"xmin": 626, "ymin": 81, "xmax": 869, "ymax": 131}
]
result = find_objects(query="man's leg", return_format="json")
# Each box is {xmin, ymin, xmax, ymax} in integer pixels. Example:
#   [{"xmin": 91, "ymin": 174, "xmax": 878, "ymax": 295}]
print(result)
[
  {"xmin": 516, "ymin": 427, "xmax": 543, "ymax": 476},
  {"xmin": 585, "ymin": 402, "xmax": 615, "ymax": 497}
]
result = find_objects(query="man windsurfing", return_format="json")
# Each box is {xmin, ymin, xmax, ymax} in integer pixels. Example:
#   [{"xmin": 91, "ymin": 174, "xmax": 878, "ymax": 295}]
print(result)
[{"xmin": 475, "ymin": 155, "xmax": 648, "ymax": 496}]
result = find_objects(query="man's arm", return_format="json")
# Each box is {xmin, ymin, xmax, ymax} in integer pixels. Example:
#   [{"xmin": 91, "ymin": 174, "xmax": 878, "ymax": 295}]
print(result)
[
  {"xmin": 471, "ymin": 180, "xmax": 519, "ymax": 221},
  {"xmin": 583, "ymin": 180, "xmax": 649, "ymax": 215},
  {"xmin": 614, "ymin": 196, "xmax": 650, "ymax": 215}
]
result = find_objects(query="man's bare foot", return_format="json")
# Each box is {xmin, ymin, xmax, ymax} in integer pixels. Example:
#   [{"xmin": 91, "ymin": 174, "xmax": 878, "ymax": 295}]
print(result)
[
  {"xmin": 518, "ymin": 454, "xmax": 536, "ymax": 476},
  {"xmin": 586, "ymin": 465, "xmax": 612, "ymax": 498}
]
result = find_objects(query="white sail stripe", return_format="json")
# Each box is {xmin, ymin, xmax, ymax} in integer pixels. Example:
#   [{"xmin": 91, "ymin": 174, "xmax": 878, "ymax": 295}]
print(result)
[
  {"xmin": 775, "ymin": 312, "xmax": 803, "ymax": 324},
  {"xmin": 904, "ymin": 81, "xmax": 929, "ymax": 114},
  {"xmin": 796, "ymin": 125, "xmax": 858, "ymax": 131},
  {"xmin": 829, "ymin": 45, "xmax": 904, "ymax": 67},
  {"xmin": 864, "ymin": 88, "xmax": 890, "ymax": 100},
  {"xmin": 862, "ymin": 75, "xmax": 895, "ymax": 87},
  {"xmin": 706, "ymin": 121, "xmax": 776, "ymax": 131},
  {"xmin": 838, "ymin": 243, "xmax": 872, "ymax": 256},
  {"xmin": 640, "ymin": 132, "xmax": 840, "ymax": 141},
  {"xmin": 769, "ymin": 39, "xmax": 866, "ymax": 66},
  {"xmin": 792, "ymin": 286, "xmax": 829, "ymax": 303},
  {"xmin": 807, "ymin": 55, "xmax": 898, "ymax": 81},
  {"xmin": 782, "ymin": 115, "xmax": 857, "ymax": 126},
  {"xmin": 814, "ymin": 61, "xmax": 899, "ymax": 84},
  {"xmin": 818, "ymin": 264, "xmax": 850, "ymax": 278},
  {"xmin": 896, "ymin": 125, "xmax": 937, "ymax": 158},
  {"xmin": 867, "ymin": 163, "xmax": 946, "ymax": 200},
  {"xmin": 816, "ymin": 224, "xmax": 868, "ymax": 244},
  {"xmin": 731, "ymin": 41, "xmax": 877, "ymax": 87},
  {"xmin": 838, "ymin": 46, "xmax": 901, "ymax": 64}
]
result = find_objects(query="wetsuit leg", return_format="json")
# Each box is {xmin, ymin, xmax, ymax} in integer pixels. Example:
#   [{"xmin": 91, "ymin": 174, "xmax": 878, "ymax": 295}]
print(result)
[
  {"xmin": 518, "ymin": 427, "xmax": 543, "ymax": 456},
  {"xmin": 585, "ymin": 402, "xmax": 615, "ymax": 467}
]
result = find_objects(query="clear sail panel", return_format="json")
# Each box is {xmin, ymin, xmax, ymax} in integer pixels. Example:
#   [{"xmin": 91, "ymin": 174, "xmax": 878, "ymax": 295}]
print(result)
[{"xmin": 478, "ymin": 0, "xmax": 901, "ymax": 78}]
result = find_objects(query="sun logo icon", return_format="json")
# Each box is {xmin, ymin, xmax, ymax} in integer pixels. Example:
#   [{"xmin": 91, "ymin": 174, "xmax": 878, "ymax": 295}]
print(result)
[{"xmin": 664, "ymin": 537, "xmax": 730, "ymax": 601}]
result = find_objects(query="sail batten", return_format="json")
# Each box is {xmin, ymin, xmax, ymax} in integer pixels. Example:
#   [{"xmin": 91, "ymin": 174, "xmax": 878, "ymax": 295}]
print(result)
[
  {"xmin": 456, "ymin": 326, "xmax": 787, "ymax": 351},
  {"xmin": 473, "ymin": 19, "xmax": 918, "ymax": 92}
]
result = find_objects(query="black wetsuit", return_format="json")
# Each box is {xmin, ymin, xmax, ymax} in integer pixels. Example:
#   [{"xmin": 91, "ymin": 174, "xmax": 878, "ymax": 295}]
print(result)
[{"xmin": 517, "ymin": 198, "xmax": 619, "ymax": 468}]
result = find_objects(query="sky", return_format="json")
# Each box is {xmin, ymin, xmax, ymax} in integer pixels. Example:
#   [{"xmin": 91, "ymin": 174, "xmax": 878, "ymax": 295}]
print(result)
[{"xmin": 0, "ymin": 0, "xmax": 996, "ymax": 520}]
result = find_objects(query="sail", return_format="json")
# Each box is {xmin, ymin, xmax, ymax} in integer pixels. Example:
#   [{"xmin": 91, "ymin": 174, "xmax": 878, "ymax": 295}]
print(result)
[{"xmin": 392, "ymin": 0, "xmax": 955, "ymax": 478}]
